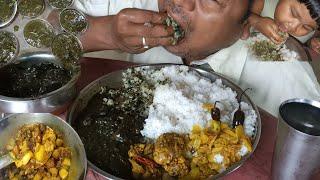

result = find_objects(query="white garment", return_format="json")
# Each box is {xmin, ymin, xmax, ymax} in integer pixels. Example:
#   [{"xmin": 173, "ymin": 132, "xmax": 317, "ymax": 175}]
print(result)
[
  {"xmin": 206, "ymin": 0, "xmax": 320, "ymax": 116},
  {"xmin": 74, "ymin": 0, "xmax": 182, "ymax": 64}
]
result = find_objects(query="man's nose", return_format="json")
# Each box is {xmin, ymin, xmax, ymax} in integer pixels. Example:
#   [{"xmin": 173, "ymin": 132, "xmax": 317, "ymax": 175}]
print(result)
[{"xmin": 173, "ymin": 0, "xmax": 195, "ymax": 11}]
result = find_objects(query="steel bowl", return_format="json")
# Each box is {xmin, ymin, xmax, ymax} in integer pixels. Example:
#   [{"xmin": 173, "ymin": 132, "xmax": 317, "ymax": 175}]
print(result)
[
  {"xmin": 0, "ymin": 113, "xmax": 87, "ymax": 179},
  {"xmin": 0, "ymin": 0, "xmax": 17, "ymax": 28},
  {"xmin": 67, "ymin": 64, "xmax": 262, "ymax": 180},
  {"xmin": 0, "ymin": 51, "xmax": 80, "ymax": 113}
]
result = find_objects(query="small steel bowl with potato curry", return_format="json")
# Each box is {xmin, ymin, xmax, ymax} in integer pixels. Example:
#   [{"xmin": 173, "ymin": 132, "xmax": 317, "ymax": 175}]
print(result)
[{"xmin": 0, "ymin": 113, "xmax": 87, "ymax": 180}]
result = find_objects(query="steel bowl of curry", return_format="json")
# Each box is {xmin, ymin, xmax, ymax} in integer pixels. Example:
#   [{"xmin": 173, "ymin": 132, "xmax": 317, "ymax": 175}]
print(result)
[
  {"xmin": 0, "ymin": 113, "xmax": 87, "ymax": 180},
  {"xmin": 67, "ymin": 64, "xmax": 261, "ymax": 180},
  {"xmin": 0, "ymin": 51, "xmax": 80, "ymax": 113}
]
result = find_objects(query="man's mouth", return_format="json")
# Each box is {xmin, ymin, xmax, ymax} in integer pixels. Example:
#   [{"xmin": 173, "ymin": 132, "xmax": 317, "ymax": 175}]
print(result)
[
  {"xmin": 277, "ymin": 22, "xmax": 289, "ymax": 33},
  {"xmin": 165, "ymin": 15, "xmax": 185, "ymax": 45}
]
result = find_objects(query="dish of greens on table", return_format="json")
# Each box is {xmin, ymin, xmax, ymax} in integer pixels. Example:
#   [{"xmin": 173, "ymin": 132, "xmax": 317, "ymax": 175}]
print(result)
[
  {"xmin": 59, "ymin": 9, "xmax": 88, "ymax": 35},
  {"xmin": 18, "ymin": 0, "xmax": 45, "ymax": 18},
  {"xmin": 51, "ymin": 33, "xmax": 82, "ymax": 68},
  {"xmin": 48, "ymin": 0, "xmax": 73, "ymax": 9},
  {"xmin": 0, "ymin": 31, "xmax": 18, "ymax": 67},
  {"xmin": 0, "ymin": 0, "xmax": 16, "ymax": 25},
  {"xmin": 23, "ymin": 19, "xmax": 55, "ymax": 48}
]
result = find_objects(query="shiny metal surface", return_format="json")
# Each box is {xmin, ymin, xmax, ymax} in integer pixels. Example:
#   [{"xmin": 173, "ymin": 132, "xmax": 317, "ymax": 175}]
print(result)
[
  {"xmin": 272, "ymin": 98, "xmax": 320, "ymax": 180},
  {"xmin": 0, "ymin": 51, "xmax": 80, "ymax": 113},
  {"xmin": 0, "ymin": 1, "xmax": 17, "ymax": 28},
  {"xmin": 67, "ymin": 64, "xmax": 262, "ymax": 180},
  {"xmin": 0, "ymin": 113, "xmax": 87, "ymax": 179}
]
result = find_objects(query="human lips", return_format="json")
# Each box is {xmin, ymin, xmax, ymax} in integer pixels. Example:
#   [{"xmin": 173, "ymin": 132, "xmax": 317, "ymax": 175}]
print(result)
[{"xmin": 277, "ymin": 23, "xmax": 289, "ymax": 33}]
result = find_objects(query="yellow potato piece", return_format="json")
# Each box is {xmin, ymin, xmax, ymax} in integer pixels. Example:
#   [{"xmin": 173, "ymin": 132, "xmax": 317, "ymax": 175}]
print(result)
[
  {"xmin": 235, "ymin": 125, "xmax": 246, "ymax": 138},
  {"xmin": 49, "ymin": 168, "xmax": 58, "ymax": 177},
  {"xmin": 209, "ymin": 120, "xmax": 221, "ymax": 133},
  {"xmin": 192, "ymin": 125, "xmax": 202, "ymax": 134},
  {"xmin": 59, "ymin": 168, "xmax": 69, "ymax": 179},
  {"xmin": 35, "ymin": 145, "xmax": 45, "ymax": 162},
  {"xmin": 62, "ymin": 158, "xmax": 71, "ymax": 167},
  {"xmin": 33, "ymin": 173, "xmax": 42, "ymax": 180},
  {"xmin": 15, "ymin": 151, "xmax": 33, "ymax": 168}
]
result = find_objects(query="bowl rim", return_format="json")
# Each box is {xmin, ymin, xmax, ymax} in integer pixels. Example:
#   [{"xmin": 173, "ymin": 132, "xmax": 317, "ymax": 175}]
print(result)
[
  {"xmin": 67, "ymin": 64, "xmax": 262, "ymax": 180},
  {"xmin": 0, "ymin": 0, "xmax": 18, "ymax": 28}
]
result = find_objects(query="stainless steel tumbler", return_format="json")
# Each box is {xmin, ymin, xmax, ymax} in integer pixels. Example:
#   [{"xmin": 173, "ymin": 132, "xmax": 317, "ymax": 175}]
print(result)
[{"xmin": 272, "ymin": 99, "xmax": 320, "ymax": 180}]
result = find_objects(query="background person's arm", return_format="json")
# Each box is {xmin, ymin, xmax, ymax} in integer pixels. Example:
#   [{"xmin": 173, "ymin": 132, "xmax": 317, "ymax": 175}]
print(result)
[{"xmin": 79, "ymin": 8, "xmax": 174, "ymax": 54}]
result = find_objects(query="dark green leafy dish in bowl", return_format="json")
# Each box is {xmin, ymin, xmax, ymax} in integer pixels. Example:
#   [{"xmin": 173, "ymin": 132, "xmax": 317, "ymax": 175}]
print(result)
[
  {"xmin": 18, "ymin": 0, "xmax": 45, "ymax": 18},
  {"xmin": 23, "ymin": 19, "xmax": 55, "ymax": 48},
  {"xmin": 0, "ymin": 61, "xmax": 72, "ymax": 98},
  {"xmin": 0, "ymin": 31, "xmax": 19, "ymax": 67},
  {"xmin": 59, "ymin": 9, "xmax": 88, "ymax": 35}
]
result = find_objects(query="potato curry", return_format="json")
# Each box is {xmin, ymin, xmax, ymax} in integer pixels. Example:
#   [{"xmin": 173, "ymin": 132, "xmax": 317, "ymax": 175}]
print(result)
[
  {"xmin": 4, "ymin": 124, "xmax": 72, "ymax": 180},
  {"xmin": 128, "ymin": 103, "xmax": 253, "ymax": 179}
]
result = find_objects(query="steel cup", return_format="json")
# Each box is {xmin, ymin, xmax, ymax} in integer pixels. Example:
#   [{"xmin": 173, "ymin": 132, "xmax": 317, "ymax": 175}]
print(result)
[{"xmin": 272, "ymin": 99, "xmax": 320, "ymax": 180}]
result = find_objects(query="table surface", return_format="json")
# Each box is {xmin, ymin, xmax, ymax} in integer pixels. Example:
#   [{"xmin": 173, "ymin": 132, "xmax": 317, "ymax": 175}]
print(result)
[{"xmin": 61, "ymin": 57, "xmax": 317, "ymax": 180}]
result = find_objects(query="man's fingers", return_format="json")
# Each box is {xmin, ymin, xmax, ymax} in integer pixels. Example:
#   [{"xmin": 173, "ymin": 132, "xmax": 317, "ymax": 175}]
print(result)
[
  {"xmin": 123, "ymin": 24, "xmax": 174, "ymax": 37},
  {"xmin": 119, "ymin": 8, "xmax": 167, "ymax": 24},
  {"xmin": 125, "ymin": 37, "xmax": 174, "ymax": 47}
]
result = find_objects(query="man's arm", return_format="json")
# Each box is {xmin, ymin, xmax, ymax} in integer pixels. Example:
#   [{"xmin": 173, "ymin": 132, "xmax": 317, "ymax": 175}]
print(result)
[
  {"xmin": 80, "ymin": 16, "xmax": 116, "ymax": 52},
  {"xmin": 79, "ymin": 9, "xmax": 174, "ymax": 54}
]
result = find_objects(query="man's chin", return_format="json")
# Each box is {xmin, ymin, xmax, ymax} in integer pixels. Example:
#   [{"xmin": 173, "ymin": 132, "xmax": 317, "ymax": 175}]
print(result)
[{"xmin": 164, "ymin": 45, "xmax": 185, "ymax": 58}]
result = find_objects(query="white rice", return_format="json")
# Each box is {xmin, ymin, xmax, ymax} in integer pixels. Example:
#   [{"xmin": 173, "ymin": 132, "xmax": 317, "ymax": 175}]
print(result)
[{"xmin": 139, "ymin": 66, "xmax": 257, "ymax": 139}]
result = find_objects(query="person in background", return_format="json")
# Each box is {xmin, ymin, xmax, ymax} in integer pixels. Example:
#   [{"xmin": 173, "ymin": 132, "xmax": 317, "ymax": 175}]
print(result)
[
  {"xmin": 75, "ymin": 0, "xmax": 253, "ymax": 64},
  {"xmin": 241, "ymin": 0, "xmax": 320, "ymax": 53},
  {"xmin": 205, "ymin": 0, "xmax": 320, "ymax": 116}
]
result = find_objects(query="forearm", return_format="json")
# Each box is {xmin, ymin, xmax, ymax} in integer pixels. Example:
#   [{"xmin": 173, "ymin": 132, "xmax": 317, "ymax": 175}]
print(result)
[
  {"xmin": 248, "ymin": 0, "xmax": 265, "ymax": 27},
  {"xmin": 80, "ymin": 16, "xmax": 117, "ymax": 52}
]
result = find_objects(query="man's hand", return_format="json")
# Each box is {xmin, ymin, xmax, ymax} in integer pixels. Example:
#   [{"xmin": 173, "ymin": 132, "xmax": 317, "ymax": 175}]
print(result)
[
  {"xmin": 310, "ymin": 37, "xmax": 320, "ymax": 54},
  {"xmin": 110, "ymin": 8, "xmax": 174, "ymax": 54}
]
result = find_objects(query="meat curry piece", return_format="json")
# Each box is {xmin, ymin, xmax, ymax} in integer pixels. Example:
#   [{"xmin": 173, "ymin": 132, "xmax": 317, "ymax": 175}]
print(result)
[
  {"xmin": 153, "ymin": 133, "xmax": 190, "ymax": 177},
  {"xmin": 5, "ymin": 124, "xmax": 72, "ymax": 180}
]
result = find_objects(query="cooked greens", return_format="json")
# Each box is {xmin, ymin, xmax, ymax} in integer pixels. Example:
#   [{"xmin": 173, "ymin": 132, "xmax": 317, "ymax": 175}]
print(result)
[
  {"xmin": 18, "ymin": 0, "xmax": 45, "ymax": 18},
  {"xmin": 0, "ymin": 0, "xmax": 16, "ymax": 24},
  {"xmin": 165, "ymin": 16, "xmax": 184, "ymax": 45},
  {"xmin": 250, "ymin": 40, "xmax": 283, "ymax": 61},
  {"xmin": 48, "ymin": 0, "xmax": 73, "ymax": 9},
  {"xmin": 23, "ymin": 19, "xmax": 55, "ymax": 48},
  {"xmin": 0, "ymin": 31, "xmax": 18, "ymax": 66},
  {"xmin": 51, "ymin": 33, "xmax": 82, "ymax": 68},
  {"xmin": 60, "ymin": 9, "xmax": 88, "ymax": 34},
  {"xmin": 0, "ymin": 62, "xmax": 72, "ymax": 98}
]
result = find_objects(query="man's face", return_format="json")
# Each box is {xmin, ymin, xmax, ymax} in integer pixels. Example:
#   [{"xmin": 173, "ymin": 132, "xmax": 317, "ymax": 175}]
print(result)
[{"xmin": 159, "ymin": 0, "xmax": 249, "ymax": 61}]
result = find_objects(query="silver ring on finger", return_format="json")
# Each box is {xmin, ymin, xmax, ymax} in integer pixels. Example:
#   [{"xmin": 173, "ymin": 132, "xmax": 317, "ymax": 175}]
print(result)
[{"xmin": 142, "ymin": 37, "xmax": 149, "ymax": 49}]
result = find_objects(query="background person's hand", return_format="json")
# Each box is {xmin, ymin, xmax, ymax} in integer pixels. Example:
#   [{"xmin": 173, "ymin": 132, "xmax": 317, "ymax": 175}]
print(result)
[
  {"xmin": 251, "ymin": 17, "xmax": 285, "ymax": 44},
  {"xmin": 310, "ymin": 37, "xmax": 320, "ymax": 54},
  {"xmin": 110, "ymin": 8, "xmax": 174, "ymax": 54}
]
